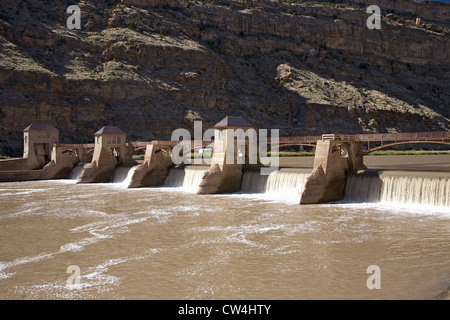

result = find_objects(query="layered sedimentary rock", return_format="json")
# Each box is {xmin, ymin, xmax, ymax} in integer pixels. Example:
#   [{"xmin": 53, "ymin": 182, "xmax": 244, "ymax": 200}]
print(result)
[{"xmin": 0, "ymin": 0, "xmax": 448, "ymax": 157}]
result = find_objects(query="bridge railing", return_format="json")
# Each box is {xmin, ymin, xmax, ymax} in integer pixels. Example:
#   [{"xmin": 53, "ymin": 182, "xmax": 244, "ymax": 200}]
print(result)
[
  {"xmin": 54, "ymin": 131, "xmax": 448, "ymax": 149},
  {"xmin": 276, "ymin": 136, "xmax": 321, "ymax": 144},
  {"xmin": 54, "ymin": 143, "xmax": 95, "ymax": 148},
  {"xmin": 321, "ymin": 134, "xmax": 361, "ymax": 142},
  {"xmin": 355, "ymin": 131, "xmax": 450, "ymax": 143},
  {"xmin": 143, "ymin": 140, "xmax": 213, "ymax": 148},
  {"xmin": 130, "ymin": 131, "xmax": 448, "ymax": 148}
]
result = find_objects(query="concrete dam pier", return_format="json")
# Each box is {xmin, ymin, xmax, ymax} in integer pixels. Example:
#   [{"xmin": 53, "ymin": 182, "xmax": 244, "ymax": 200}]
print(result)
[
  {"xmin": 300, "ymin": 136, "xmax": 366, "ymax": 204},
  {"xmin": 0, "ymin": 124, "xmax": 93, "ymax": 182},
  {"xmin": 127, "ymin": 144, "xmax": 173, "ymax": 188},
  {"xmin": 77, "ymin": 126, "xmax": 135, "ymax": 184},
  {"xmin": 0, "ymin": 118, "xmax": 449, "ymax": 205},
  {"xmin": 197, "ymin": 116, "xmax": 257, "ymax": 195}
]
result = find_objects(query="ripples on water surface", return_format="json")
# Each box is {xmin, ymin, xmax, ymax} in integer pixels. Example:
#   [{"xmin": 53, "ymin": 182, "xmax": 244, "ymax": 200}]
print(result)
[{"xmin": 0, "ymin": 168, "xmax": 449, "ymax": 300}]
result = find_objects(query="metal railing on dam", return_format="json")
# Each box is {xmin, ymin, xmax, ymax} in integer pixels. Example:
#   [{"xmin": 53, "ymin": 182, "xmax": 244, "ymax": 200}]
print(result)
[{"xmin": 50, "ymin": 131, "xmax": 449, "ymax": 155}]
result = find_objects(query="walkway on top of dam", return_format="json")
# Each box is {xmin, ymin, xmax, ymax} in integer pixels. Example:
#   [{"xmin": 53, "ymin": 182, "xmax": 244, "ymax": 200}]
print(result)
[
  {"xmin": 277, "ymin": 153, "xmax": 450, "ymax": 173},
  {"xmin": 274, "ymin": 131, "xmax": 450, "ymax": 154},
  {"xmin": 57, "ymin": 130, "xmax": 450, "ymax": 155}
]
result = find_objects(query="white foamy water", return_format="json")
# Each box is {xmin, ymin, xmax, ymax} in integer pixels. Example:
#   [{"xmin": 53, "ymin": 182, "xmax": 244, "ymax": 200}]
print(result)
[
  {"xmin": 112, "ymin": 166, "xmax": 139, "ymax": 188},
  {"xmin": 162, "ymin": 166, "xmax": 208, "ymax": 192},
  {"xmin": 161, "ymin": 166, "xmax": 309, "ymax": 203},
  {"xmin": 345, "ymin": 172, "xmax": 450, "ymax": 210},
  {"xmin": 0, "ymin": 170, "xmax": 449, "ymax": 300},
  {"xmin": 69, "ymin": 164, "xmax": 85, "ymax": 180},
  {"xmin": 239, "ymin": 168, "xmax": 309, "ymax": 203}
]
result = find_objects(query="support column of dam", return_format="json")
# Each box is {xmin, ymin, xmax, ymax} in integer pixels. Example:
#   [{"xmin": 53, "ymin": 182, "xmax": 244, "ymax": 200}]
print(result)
[
  {"xmin": 197, "ymin": 116, "xmax": 256, "ymax": 194},
  {"xmin": 22, "ymin": 124, "xmax": 60, "ymax": 170},
  {"xmin": 0, "ymin": 124, "xmax": 61, "ymax": 182},
  {"xmin": 128, "ymin": 143, "xmax": 173, "ymax": 188},
  {"xmin": 78, "ymin": 126, "xmax": 135, "ymax": 183},
  {"xmin": 300, "ymin": 135, "xmax": 367, "ymax": 205},
  {"xmin": 39, "ymin": 145, "xmax": 81, "ymax": 180}
]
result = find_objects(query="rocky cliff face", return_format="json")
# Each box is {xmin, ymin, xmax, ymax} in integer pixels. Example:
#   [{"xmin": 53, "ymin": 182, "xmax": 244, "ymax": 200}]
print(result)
[{"xmin": 0, "ymin": 0, "xmax": 448, "ymax": 156}]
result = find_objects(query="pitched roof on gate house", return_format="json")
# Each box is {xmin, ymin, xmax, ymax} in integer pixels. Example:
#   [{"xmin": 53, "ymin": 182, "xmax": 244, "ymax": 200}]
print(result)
[
  {"xmin": 213, "ymin": 116, "xmax": 253, "ymax": 129},
  {"xmin": 94, "ymin": 126, "xmax": 126, "ymax": 135},
  {"xmin": 23, "ymin": 124, "xmax": 59, "ymax": 132}
]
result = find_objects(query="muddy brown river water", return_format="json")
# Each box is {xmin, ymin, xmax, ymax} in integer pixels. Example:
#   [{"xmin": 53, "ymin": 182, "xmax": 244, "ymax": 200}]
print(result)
[{"xmin": 0, "ymin": 155, "xmax": 449, "ymax": 300}]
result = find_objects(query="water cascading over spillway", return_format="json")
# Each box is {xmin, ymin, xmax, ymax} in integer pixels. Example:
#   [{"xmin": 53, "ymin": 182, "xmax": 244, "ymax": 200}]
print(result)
[
  {"xmin": 163, "ymin": 166, "xmax": 209, "ymax": 192},
  {"xmin": 240, "ymin": 168, "xmax": 310, "ymax": 202},
  {"xmin": 345, "ymin": 172, "xmax": 450, "ymax": 208},
  {"xmin": 69, "ymin": 163, "xmax": 85, "ymax": 180},
  {"xmin": 112, "ymin": 166, "xmax": 139, "ymax": 187}
]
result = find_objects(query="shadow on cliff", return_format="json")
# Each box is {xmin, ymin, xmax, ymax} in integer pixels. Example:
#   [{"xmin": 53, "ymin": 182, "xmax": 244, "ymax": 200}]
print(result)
[{"xmin": 266, "ymin": 47, "xmax": 450, "ymax": 134}]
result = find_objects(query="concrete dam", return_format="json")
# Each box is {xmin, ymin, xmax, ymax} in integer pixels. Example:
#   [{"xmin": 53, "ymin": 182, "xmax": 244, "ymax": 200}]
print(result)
[{"xmin": 0, "ymin": 116, "xmax": 449, "ymax": 207}]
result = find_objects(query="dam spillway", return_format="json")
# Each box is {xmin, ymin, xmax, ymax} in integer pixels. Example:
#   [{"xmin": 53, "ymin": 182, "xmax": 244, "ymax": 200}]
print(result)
[
  {"xmin": 112, "ymin": 165, "xmax": 139, "ymax": 187},
  {"xmin": 69, "ymin": 163, "xmax": 85, "ymax": 180},
  {"xmin": 157, "ymin": 166, "xmax": 311, "ymax": 203},
  {"xmin": 2, "ymin": 121, "xmax": 449, "ymax": 206},
  {"xmin": 162, "ymin": 166, "xmax": 209, "ymax": 192},
  {"xmin": 97, "ymin": 164, "xmax": 450, "ymax": 209},
  {"xmin": 241, "ymin": 168, "xmax": 449, "ymax": 208},
  {"xmin": 345, "ymin": 171, "xmax": 450, "ymax": 208},
  {"xmin": 239, "ymin": 168, "xmax": 310, "ymax": 203}
]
